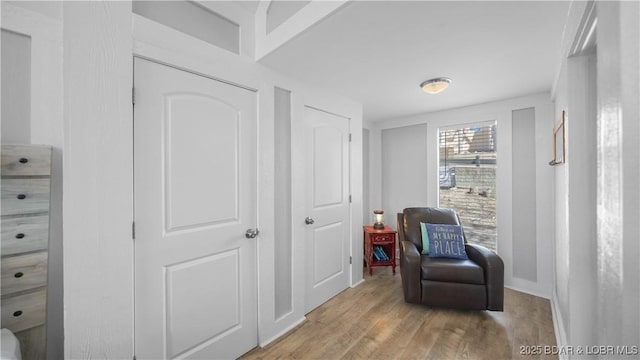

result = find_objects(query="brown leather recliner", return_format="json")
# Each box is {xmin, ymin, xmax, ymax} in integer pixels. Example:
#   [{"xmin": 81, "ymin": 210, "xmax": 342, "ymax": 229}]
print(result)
[{"xmin": 397, "ymin": 207, "xmax": 504, "ymax": 311}]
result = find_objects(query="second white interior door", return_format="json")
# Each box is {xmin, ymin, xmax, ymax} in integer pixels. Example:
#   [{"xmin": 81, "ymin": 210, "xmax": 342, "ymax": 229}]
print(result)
[{"xmin": 303, "ymin": 106, "xmax": 350, "ymax": 313}]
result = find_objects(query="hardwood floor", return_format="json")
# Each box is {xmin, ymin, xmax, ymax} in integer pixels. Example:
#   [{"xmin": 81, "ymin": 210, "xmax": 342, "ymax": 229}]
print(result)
[{"xmin": 242, "ymin": 268, "xmax": 557, "ymax": 360}]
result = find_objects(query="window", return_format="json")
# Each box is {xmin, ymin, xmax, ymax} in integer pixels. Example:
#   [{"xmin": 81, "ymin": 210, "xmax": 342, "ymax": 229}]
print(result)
[{"xmin": 438, "ymin": 122, "xmax": 497, "ymax": 251}]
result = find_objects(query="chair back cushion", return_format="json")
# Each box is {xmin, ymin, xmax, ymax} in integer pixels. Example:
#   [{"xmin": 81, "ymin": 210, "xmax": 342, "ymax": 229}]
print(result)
[{"xmin": 401, "ymin": 207, "xmax": 464, "ymax": 252}]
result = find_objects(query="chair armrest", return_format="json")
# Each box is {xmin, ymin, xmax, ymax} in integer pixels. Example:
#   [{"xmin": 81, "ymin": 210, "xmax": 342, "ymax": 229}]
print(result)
[
  {"xmin": 400, "ymin": 240, "xmax": 422, "ymax": 304},
  {"xmin": 466, "ymin": 244, "xmax": 504, "ymax": 311}
]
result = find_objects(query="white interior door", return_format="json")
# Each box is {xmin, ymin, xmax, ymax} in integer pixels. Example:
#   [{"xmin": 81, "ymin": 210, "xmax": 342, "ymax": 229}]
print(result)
[
  {"xmin": 304, "ymin": 106, "xmax": 350, "ymax": 313},
  {"xmin": 134, "ymin": 58, "xmax": 257, "ymax": 359}
]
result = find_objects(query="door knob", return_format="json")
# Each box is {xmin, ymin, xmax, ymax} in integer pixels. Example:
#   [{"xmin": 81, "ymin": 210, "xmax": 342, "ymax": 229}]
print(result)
[
  {"xmin": 305, "ymin": 217, "xmax": 315, "ymax": 225},
  {"xmin": 245, "ymin": 228, "xmax": 259, "ymax": 239}
]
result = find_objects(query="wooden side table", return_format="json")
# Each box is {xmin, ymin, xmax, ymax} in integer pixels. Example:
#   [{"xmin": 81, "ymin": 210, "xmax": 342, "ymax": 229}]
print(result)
[{"xmin": 363, "ymin": 225, "xmax": 397, "ymax": 275}]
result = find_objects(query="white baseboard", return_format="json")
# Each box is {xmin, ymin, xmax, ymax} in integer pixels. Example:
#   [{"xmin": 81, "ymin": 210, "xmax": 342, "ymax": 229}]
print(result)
[
  {"xmin": 351, "ymin": 278, "xmax": 365, "ymax": 288},
  {"xmin": 259, "ymin": 316, "xmax": 306, "ymax": 348},
  {"xmin": 551, "ymin": 290, "xmax": 569, "ymax": 360},
  {"xmin": 504, "ymin": 284, "xmax": 550, "ymax": 300},
  {"xmin": 504, "ymin": 275, "xmax": 552, "ymax": 299}
]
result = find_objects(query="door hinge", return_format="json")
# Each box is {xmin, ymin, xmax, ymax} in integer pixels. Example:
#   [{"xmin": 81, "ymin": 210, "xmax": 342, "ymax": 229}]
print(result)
[
  {"xmin": 133, "ymin": 356, "xmax": 136, "ymax": 360},
  {"xmin": 349, "ymin": 195, "xmax": 352, "ymax": 203},
  {"xmin": 348, "ymin": 133, "xmax": 352, "ymax": 142},
  {"xmin": 132, "ymin": 221, "xmax": 136, "ymax": 240},
  {"xmin": 132, "ymin": 87, "xmax": 136, "ymax": 106},
  {"xmin": 349, "ymin": 256, "xmax": 352, "ymax": 264}
]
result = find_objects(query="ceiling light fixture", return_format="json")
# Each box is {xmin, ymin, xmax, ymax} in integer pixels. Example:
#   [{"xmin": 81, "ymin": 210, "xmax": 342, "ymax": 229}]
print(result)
[{"xmin": 420, "ymin": 77, "xmax": 452, "ymax": 94}]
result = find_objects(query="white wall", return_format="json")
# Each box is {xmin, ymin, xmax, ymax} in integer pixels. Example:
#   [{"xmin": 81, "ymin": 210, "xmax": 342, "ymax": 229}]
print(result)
[
  {"xmin": 1, "ymin": 29, "xmax": 31, "ymax": 144},
  {"xmin": 556, "ymin": 45, "xmax": 600, "ymax": 350},
  {"xmin": 595, "ymin": 0, "xmax": 639, "ymax": 350},
  {"xmin": 132, "ymin": 1, "xmax": 240, "ymax": 54},
  {"xmin": 552, "ymin": 50, "xmax": 598, "ymax": 351},
  {"xmin": 62, "ymin": 1, "xmax": 134, "ymax": 358},
  {"xmin": 551, "ymin": 1, "xmax": 640, "ymax": 355},
  {"xmin": 553, "ymin": 60, "xmax": 570, "ymax": 342},
  {"xmin": 370, "ymin": 93, "xmax": 555, "ymax": 298},
  {"xmin": 362, "ymin": 128, "xmax": 370, "ymax": 223},
  {"xmin": 5, "ymin": 0, "xmax": 62, "ymax": 20},
  {"xmin": 274, "ymin": 87, "xmax": 293, "ymax": 320},
  {"xmin": 381, "ymin": 124, "xmax": 428, "ymax": 222},
  {"xmin": 511, "ymin": 107, "xmax": 538, "ymax": 282},
  {"xmin": 1, "ymin": 3, "xmax": 64, "ymax": 359}
]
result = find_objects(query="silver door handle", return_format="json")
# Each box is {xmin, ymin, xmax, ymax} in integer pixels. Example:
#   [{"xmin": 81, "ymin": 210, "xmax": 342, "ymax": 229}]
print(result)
[
  {"xmin": 245, "ymin": 228, "xmax": 259, "ymax": 239},
  {"xmin": 305, "ymin": 217, "xmax": 315, "ymax": 225}
]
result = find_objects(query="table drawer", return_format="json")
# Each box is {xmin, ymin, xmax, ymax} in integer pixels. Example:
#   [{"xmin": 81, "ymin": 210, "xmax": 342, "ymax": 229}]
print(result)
[
  {"xmin": 1, "ymin": 145, "xmax": 51, "ymax": 177},
  {"xmin": 371, "ymin": 234, "xmax": 393, "ymax": 243},
  {"xmin": 1, "ymin": 179, "xmax": 51, "ymax": 216},
  {"xmin": 1, "ymin": 252, "xmax": 48, "ymax": 295},
  {"xmin": 1, "ymin": 288, "xmax": 47, "ymax": 332},
  {"xmin": 1, "ymin": 215, "xmax": 49, "ymax": 255}
]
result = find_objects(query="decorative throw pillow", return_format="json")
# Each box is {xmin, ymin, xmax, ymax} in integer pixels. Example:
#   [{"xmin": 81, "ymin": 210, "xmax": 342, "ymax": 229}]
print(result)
[
  {"xmin": 425, "ymin": 223, "xmax": 468, "ymax": 259},
  {"xmin": 420, "ymin": 222, "xmax": 430, "ymax": 255}
]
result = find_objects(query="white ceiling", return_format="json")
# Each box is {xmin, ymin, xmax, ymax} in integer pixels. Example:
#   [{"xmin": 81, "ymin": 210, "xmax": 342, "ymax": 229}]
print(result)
[
  {"xmin": 258, "ymin": 1, "xmax": 570, "ymax": 122},
  {"xmin": 235, "ymin": 0, "xmax": 261, "ymax": 15}
]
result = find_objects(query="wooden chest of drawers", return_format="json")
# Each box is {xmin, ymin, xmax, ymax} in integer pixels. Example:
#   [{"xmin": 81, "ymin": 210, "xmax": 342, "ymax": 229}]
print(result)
[{"xmin": 1, "ymin": 145, "xmax": 51, "ymax": 358}]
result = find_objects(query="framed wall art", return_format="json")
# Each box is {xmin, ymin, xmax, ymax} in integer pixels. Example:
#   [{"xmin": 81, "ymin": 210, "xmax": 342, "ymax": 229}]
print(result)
[{"xmin": 551, "ymin": 110, "xmax": 566, "ymax": 165}]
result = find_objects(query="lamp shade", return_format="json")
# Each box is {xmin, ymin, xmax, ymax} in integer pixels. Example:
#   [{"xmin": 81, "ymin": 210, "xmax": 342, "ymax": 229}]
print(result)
[
  {"xmin": 420, "ymin": 78, "xmax": 452, "ymax": 94},
  {"xmin": 373, "ymin": 209, "xmax": 384, "ymax": 229}
]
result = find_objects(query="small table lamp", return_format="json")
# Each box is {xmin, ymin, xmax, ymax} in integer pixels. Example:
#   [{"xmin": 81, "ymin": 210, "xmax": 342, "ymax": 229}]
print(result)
[{"xmin": 373, "ymin": 209, "xmax": 385, "ymax": 229}]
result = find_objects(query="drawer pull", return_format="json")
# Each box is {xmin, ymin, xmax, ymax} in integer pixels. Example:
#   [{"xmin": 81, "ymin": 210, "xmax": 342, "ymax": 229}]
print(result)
[
  {"xmin": 14, "ymin": 272, "xmax": 24, "ymax": 278},
  {"xmin": 15, "ymin": 233, "xmax": 25, "ymax": 239},
  {"xmin": 16, "ymin": 194, "xmax": 26, "ymax": 200},
  {"xmin": 19, "ymin": 158, "xmax": 29, "ymax": 164},
  {"xmin": 13, "ymin": 311, "xmax": 22, "ymax": 317}
]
